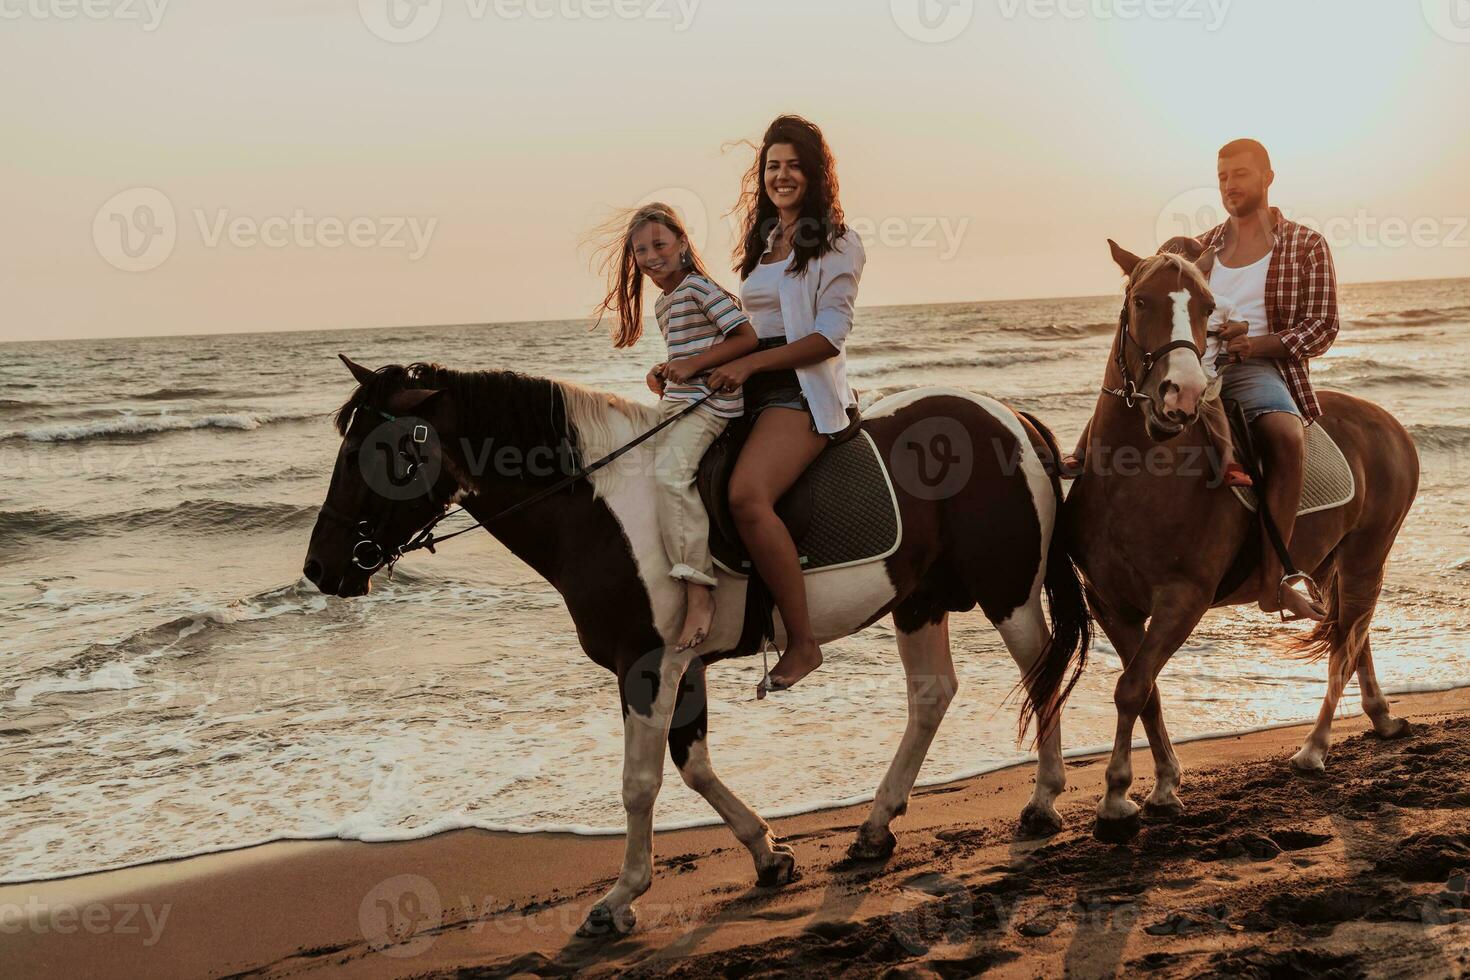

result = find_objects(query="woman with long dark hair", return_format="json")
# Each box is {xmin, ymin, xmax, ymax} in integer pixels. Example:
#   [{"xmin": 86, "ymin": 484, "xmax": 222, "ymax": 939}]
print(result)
[{"xmin": 706, "ymin": 115, "xmax": 866, "ymax": 698}]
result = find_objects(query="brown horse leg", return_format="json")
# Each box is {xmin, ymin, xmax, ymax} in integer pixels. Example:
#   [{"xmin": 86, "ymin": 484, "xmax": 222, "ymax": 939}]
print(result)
[
  {"xmin": 1096, "ymin": 588, "xmax": 1209, "ymax": 842},
  {"xmin": 1092, "ymin": 607, "xmax": 1184, "ymax": 819},
  {"xmin": 1291, "ymin": 553, "xmax": 1402, "ymax": 772},
  {"xmin": 850, "ymin": 614, "xmax": 957, "ymax": 859},
  {"xmin": 667, "ymin": 662, "xmax": 796, "ymax": 885}
]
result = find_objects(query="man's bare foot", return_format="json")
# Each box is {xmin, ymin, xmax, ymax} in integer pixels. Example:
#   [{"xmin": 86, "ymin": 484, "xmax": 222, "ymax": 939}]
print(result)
[
  {"xmin": 756, "ymin": 638, "xmax": 823, "ymax": 699},
  {"xmin": 676, "ymin": 583, "xmax": 715, "ymax": 651},
  {"xmin": 1260, "ymin": 578, "xmax": 1327, "ymax": 622}
]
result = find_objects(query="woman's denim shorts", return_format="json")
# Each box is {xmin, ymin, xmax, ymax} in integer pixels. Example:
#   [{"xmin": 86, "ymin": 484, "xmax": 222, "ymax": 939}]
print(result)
[
  {"xmin": 1219, "ymin": 358, "xmax": 1301, "ymax": 423},
  {"xmin": 744, "ymin": 337, "xmax": 811, "ymax": 417}
]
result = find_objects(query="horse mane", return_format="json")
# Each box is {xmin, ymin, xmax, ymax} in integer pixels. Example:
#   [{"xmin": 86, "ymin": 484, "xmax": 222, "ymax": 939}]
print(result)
[
  {"xmin": 1130, "ymin": 252, "xmax": 1211, "ymax": 296},
  {"xmin": 334, "ymin": 362, "xmax": 661, "ymax": 495}
]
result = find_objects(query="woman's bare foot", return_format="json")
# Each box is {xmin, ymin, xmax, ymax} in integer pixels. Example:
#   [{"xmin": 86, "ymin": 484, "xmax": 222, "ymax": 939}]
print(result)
[
  {"xmin": 756, "ymin": 637, "xmax": 823, "ymax": 699},
  {"xmin": 676, "ymin": 583, "xmax": 715, "ymax": 650}
]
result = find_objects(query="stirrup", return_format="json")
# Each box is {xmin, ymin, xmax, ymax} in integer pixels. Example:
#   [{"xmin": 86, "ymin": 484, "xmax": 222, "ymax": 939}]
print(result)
[{"xmin": 1277, "ymin": 572, "xmax": 1325, "ymax": 623}]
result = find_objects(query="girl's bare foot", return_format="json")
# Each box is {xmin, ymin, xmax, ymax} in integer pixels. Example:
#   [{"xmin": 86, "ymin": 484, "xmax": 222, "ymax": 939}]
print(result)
[
  {"xmin": 676, "ymin": 583, "xmax": 715, "ymax": 650},
  {"xmin": 756, "ymin": 637, "xmax": 823, "ymax": 699}
]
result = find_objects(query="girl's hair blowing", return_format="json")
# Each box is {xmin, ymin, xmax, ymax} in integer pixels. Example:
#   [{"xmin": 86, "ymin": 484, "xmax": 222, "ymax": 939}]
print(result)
[{"xmin": 592, "ymin": 202, "xmax": 723, "ymax": 349}]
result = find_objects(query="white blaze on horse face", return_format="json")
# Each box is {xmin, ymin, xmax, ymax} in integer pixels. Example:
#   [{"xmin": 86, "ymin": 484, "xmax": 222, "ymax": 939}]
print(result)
[{"xmin": 1160, "ymin": 289, "xmax": 1208, "ymax": 418}]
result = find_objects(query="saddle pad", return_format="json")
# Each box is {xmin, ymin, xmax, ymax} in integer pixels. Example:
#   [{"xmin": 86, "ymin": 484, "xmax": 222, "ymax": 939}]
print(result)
[
  {"xmin": 711, "ymin": 430, "xmax": 902, "ymax": 577},
  {"xmin": 1232, "ymin": 422, "xmax": 1355, "ymax": 517}
]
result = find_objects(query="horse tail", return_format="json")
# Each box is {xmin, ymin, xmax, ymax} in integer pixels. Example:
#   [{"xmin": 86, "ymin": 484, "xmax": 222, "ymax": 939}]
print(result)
[
  {"xmin": 1016, "ymin": 411, "xmax": 1092, "ymax": 746},
  {"xmin": 1291, "ymin": 560, "xmax": 1341, "ymax": 665}
]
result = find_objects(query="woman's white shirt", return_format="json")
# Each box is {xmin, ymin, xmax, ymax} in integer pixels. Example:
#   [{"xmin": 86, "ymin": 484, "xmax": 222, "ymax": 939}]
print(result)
[
  {"xmin": 738, "ymin": 228, "xmax": 866, "ymax": 434},
  {"xmin": 742, "ymin": 253, "xmax": 791, "ymax": 340}
]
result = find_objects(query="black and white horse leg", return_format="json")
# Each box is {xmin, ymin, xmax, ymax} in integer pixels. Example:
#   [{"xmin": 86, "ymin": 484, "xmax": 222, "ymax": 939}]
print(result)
[
  {"xmin": 668, "ymin": 658, "xmax": 796, "ymax": 886},
  {"xmin": 579, "ymin": 647, "xmax": 696, "ymax": 938},
  {"xmin": 997, "ymin": 594, "xmax": 1068, "ymax": 837},
  {"xmin": 850, "ymin": 614, "xmax": 957, "ymax": 860}
]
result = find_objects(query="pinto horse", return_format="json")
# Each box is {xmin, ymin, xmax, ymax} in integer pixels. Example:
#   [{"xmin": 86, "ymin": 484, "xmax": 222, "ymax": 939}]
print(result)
[
  {"xmin": 1068, "ymin": 242, "xmax": 1420, "ymax": 842},
  {"xmin": 303, "ymin": 356, "xmax": 1089, "ymax": 936}
]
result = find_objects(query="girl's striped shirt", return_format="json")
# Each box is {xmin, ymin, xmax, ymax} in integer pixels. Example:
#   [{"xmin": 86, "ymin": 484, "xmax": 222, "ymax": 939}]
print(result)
[{"xmin": 653, "ymin": 273, "xmax": 749, "ymax": 418}]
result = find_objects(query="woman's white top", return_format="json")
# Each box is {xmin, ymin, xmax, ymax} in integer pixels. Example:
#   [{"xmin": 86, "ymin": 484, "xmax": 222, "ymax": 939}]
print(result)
[
  {"xmin": 1208, "ymin": 250, "xmax": 1272, "ymax": 339},
  {"xmin": 742, "ymin": 253, "xmax": 791, "ymax": 339},
  {"xmin": 738, "ymin": 228, "xmax": 867, "ymax": 434}
]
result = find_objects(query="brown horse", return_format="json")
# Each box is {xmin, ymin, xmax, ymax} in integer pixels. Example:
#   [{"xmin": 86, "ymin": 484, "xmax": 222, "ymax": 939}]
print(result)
[
  {"xmin": 1067, "ymin": 242, "xmax": 1420, "ymax": 842},
  {"xmin": 303, "ymin": 358, "xmax": 1090, "ymax": 936}
]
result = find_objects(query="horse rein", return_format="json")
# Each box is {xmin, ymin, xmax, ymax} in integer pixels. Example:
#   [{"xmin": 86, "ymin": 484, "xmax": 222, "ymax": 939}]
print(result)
[
  {"xmin": 1101, "ymin": 272, "xmax": 1208, "ymax": 409},
  {"xmin": 318, "ymin": 390, "xmax": 714, "ymax": 574}
]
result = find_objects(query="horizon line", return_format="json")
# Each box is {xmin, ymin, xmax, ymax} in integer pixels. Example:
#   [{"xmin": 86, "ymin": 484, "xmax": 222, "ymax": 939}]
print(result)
[{"xmin": 5, "ymin": 272, "xmax": 1467, "ymax": 348}]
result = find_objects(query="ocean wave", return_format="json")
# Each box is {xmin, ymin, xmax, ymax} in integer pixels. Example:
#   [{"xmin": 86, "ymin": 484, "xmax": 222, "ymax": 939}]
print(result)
[
  {"xmin": 131, "ymin": 386, "xmax": 225, "ymax": 401},
  {"xmin": 1319, "ymin": 359, "xmax": 1463, "ymax": 389},
  {"xmin": 1406, "ymin": 423, "xmax": 1470, "ymax": 453},
  {"xmin": 1, "ymin": 500, "xmax": 319, "ymax": 549},
  {"xmin": 1350, "ymin": 305, "xmax": 1470, "ymax": 328},
  {"xmin": 866, "ymin": 349, "xmax": 1069, "ymax": 377},
  {"xmin": 2, "ymin": 410, "xmax": 320, "ymax": 444},
  {"xmin": 1014, "ymin": 320, "xmax": 1116, "ymax": 340}
]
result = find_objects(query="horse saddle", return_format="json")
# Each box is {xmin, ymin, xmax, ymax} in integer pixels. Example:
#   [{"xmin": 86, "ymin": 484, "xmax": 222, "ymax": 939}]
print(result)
[
  {"xmin": 1227, "ymin": 410, "xmax": 1356, "ymax": 517},
  {"xmin": 695, "ymin": 414, "xmax": 902, "ymax": 577}
]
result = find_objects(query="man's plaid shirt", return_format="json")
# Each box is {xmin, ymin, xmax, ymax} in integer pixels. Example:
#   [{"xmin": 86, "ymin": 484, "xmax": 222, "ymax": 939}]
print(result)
[{"xmin": 1197, "ymin": 207, "xmax": 1340, "ymax": 422}]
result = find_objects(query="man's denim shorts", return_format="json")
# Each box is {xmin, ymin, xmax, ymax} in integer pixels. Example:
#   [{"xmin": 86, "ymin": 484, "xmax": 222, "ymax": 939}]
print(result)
[{"xmin": 1219, "ymin": 358, "xmax": 1301, "ymax": 423}]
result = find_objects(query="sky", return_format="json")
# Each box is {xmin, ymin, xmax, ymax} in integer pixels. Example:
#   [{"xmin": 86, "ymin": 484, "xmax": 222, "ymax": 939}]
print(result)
[{"xmin": 2, "ymin": 0, "xmax": 1468, "ymax": 342}]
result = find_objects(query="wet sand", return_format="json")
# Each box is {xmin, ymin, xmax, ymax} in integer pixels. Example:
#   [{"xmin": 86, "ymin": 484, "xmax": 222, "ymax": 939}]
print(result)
[{"xmin": 3, "ymin": 688, "xmax": 1468, "ymax": 979}]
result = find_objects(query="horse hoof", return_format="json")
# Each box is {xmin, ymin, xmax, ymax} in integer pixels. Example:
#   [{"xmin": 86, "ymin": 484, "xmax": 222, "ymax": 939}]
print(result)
[
  {"xmin": 1372, "ymin": 717, "xmax": 1412, "ymax": 740},
  {"xmin": 1017, "ymin": 804, "xmax": 1063, "ymax": 839},
  {"xmin": 1289, "ymin": 751, "xmax": 1327, "ymax": 776},
  {"xmin": 756, "ymin": 848, "xmax": 799, "ymax": 887},
  {"xmin": 1093, "ymin": 812, "xmax": 1141, "ymax": 844},
  {"xmin": 1142, "ymin": 799, "xmax": 1185, "ymax": 823},
  {"xmin": 846, "ymin": 827, "xmax": 897, "ymax": 862},
  {"xmin": 576, "ymin": 903, "xmax": 634, "ymax": 939}
]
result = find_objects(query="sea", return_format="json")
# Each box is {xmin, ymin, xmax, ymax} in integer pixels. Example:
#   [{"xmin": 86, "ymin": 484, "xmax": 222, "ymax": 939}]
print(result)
[{"xmin": 4, "ymin": 279, "xmax": 1468, "ymax": 883}]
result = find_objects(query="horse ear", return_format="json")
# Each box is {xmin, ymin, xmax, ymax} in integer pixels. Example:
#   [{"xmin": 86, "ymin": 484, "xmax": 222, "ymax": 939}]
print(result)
[
  {"xmin": 391, "ymin": 388, "xmax": 444, "ymax": 415},
  {"xmin": 339, "ymin": 354, "xmax": 377, "ymax": 387},
  {"xmin": 1195, "ymin": 246, "xmax": 1217, "ymax": 279},
  {"xmin": 1108, "ymin": 239, "xmax": 1142, "ymax": 277}
]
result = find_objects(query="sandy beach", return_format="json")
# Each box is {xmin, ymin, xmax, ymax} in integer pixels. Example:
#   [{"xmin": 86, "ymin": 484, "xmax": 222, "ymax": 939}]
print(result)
[{"xmin": 4, "ymin": 687, "xmax": 1467, "ymax": 979}]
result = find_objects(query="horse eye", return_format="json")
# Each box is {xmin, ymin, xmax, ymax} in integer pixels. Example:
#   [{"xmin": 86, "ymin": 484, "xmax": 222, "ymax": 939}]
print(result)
[
  {"xmin": 1204, "ymin": 303, "xmax": 1216, "ymax": 316},
  {"xmin": 1133, "ymin": 297, "xmax": 1146, "ymax": 310}
]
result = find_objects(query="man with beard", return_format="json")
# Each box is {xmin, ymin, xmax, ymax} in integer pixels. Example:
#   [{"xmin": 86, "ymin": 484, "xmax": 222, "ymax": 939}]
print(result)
[{"xmin": 1197, "ymin": 138, "xmax": 1340, "ymax": 622}]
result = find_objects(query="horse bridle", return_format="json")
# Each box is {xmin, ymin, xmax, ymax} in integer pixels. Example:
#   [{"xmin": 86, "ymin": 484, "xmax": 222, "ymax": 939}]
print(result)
[
  {"xmin": 1102, "ymin": 272, "xmax": 1208, "ymax": 409},
  {"xmin": 316, "ymin": 406, "xmax": 445, "ymax": 573},
  {"xmin": 317, "ymin": 389, "xmax": 715, "ymax": 575}
]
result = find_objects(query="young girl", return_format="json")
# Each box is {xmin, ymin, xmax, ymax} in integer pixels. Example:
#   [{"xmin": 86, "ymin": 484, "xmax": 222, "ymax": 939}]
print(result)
[{"xmin": 595, "ymin": 203, "xmax": 758, "ymax": 650}]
